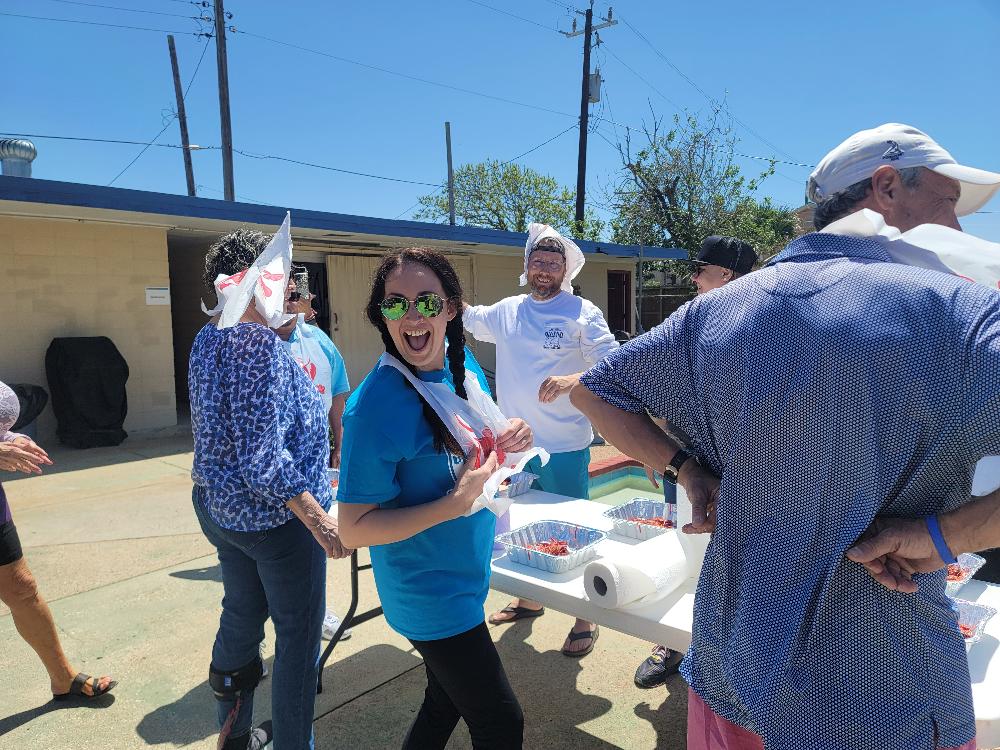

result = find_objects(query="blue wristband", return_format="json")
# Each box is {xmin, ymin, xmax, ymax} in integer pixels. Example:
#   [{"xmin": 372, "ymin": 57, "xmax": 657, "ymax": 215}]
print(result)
[{"xmin": 925, "ymin": 515, "xmax": 957, "ymax": 565}]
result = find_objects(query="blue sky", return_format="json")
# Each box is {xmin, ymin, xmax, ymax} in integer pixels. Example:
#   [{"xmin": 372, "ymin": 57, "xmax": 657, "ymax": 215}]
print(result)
[{"xmin": 4, "ymin": 0, "xmax": 1000, "ymax": 240}]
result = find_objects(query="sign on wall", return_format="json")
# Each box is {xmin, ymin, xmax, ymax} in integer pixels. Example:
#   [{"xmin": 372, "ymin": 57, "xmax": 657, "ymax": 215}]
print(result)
[{"xmin": 145, "ymin": 287, "xmax": 170, "ymax": 306}]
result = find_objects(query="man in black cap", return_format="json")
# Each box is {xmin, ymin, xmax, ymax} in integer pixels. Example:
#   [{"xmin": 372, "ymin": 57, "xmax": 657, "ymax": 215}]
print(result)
[
  {"xmin": 633, "ymin": 234, "xmax": 757, "ymax": 690},
  {"xmin": 681, "ymin": 235, "xmax": 758, "ymax": 296}
]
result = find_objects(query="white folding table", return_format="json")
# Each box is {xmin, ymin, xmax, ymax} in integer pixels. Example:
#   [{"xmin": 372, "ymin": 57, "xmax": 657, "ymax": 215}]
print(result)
[{"xmin": 491, "ymin": 489, "xmax": 1000, "ymax": 745}]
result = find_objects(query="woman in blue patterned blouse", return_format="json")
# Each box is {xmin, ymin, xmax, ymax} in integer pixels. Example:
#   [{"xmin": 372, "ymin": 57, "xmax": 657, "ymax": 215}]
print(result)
[{"xmin": 188, "ymin": 228, "xmax": 349, "ymax": 750}]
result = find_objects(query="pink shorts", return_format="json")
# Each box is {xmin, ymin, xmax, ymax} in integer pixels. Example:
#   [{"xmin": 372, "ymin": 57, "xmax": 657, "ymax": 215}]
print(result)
[{"xmin": 686, "ymin": 689, "xmax": 977, "ymax": 750}]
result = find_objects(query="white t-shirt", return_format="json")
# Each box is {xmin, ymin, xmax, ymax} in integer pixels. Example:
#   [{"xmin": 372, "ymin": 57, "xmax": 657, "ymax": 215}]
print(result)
[{"xmin": 463, "ymin": 291, "xmax": 619, "ymax": 454}]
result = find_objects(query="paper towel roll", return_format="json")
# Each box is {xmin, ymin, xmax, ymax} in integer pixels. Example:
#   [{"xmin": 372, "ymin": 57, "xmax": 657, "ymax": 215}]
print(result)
[{"xmin": 583, "ymin": 531, "xmax": 688, "ymax": 609}]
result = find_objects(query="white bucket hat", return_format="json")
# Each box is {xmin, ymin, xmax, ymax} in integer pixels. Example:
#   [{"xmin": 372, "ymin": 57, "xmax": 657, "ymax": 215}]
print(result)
[
  {"xmin": 518, "ymin": 223, "xmax": 585, "ymax": 294},
  {"xmin": 807, "ymin": 123, "xmax": 1000, "ymax": 217}
]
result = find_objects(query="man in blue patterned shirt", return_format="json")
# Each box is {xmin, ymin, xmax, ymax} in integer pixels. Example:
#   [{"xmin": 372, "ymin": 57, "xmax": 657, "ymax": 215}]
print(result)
[{"xmin": 570, "ymin": 229, "xmax": 1000, "ymax": 749}]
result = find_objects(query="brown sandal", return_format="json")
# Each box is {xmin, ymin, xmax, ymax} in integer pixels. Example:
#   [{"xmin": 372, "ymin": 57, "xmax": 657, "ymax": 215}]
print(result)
[
  {"xmin": 53, "ymin": 673, "xmax": 118, "ymax": 701},
  {"xmin": 488, "ymin": 605, "xmax": 546, "ymax": 625},
  {"xmin": 562, "ymin": 625, "xmax": 600, "ymax": 657}
]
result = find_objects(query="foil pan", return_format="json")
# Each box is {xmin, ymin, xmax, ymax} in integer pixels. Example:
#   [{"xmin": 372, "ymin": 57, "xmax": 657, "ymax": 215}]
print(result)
[
  {"xmin": 497, "ymin": 520, "xmax": 606, "ymax": 574},
  {"xmin": 603, "ymin": 498, "xmax": 677, "ymax": 541}
]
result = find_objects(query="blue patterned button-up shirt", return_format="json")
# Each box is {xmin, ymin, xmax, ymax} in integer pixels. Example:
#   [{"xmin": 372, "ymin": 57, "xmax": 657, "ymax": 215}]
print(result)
[
  {"xmin": 189, "ymin": 322, "xmax": 331, "ymax": 531},
  {"xmin": 581, "ymin": 233, "xmax": 1000, "ymax": 750}
]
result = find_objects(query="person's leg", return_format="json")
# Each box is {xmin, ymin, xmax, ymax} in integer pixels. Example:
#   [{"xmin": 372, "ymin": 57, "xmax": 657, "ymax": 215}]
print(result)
[
  {"xmin": 0, "ymin": 521, "xmax": 114, "ymax": 697},
  {"xmin": 687, "ymin": 688, "xmax": 763, "ymax": 750},
  {"xmin": 407, "ymin": 623, "xmax": 523, "ymax": 750},
  {"xmin": 254, "ymin": 515, "xmax": 326, "ymax": 750},
  {"xmin": 193, "ymin": 495, "xmax": 269, "ymax": 747}
]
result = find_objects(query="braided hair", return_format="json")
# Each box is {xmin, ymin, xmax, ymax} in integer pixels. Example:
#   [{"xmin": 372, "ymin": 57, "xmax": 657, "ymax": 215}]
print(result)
[{"xmin": 366, "ymin": 248, "xmax": 469, "ymax": 455}]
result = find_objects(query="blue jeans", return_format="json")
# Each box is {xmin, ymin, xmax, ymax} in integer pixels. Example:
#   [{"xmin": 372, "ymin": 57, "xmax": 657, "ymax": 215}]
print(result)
[
  {"xmin": 193, "ymin": 488, "xmax": 326, "ymax": 749},
  {"xmin": 525, "ymin": 447, "xmax": 591, "ymax": 499}
]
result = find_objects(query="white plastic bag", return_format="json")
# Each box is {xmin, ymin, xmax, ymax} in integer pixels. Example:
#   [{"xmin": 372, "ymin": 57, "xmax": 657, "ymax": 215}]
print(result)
[{"xmin": 379, "ymin": 353, "xmax": 549, "ymax": 517}]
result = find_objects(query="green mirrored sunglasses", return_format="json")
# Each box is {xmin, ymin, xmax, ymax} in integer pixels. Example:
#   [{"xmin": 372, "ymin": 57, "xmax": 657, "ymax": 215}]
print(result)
[{"xmin": 379, "ymin": 292, "xmax": 446, "ymax": 321}]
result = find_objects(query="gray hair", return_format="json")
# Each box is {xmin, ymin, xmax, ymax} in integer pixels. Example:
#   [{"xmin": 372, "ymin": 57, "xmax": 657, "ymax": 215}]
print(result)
[
  {"xmin": 812, "ymin": 166, "xmax": 924, "ymax": 230},
  {"xmin": 202, "ymin": 228, "xmax": 271, "ymax": 289}
]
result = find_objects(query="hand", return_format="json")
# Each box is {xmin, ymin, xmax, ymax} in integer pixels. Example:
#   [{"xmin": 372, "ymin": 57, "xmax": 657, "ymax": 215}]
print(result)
[
  {"xmin": 11, "ymin": 436, "xmax": 52, "ymax": 466},
  {"xmin": 538, "ymin": 375, "xmax": 579, "ymax": 404},
  {"xmin": 497, "ymin": 419, "xmax": 533, "ymax": 455},
  {"xmin": 644, "ymin": 464, "xmax": 660, "ymax": 489},
  {"xmin": 679, "ymin": 461, "xmax": 719, "ymax": 534},
  {"xmin": 0, "ymin": 441, "xmax": 50, "ymax": 475},
  {"xmin": 845, "ymin": 517, "xmax": 946, "ymax": 593},
  {"xmin": 309, "ymin": 513, "xmax": 352, "ymax": 559},
  {"xmin": 448, "ymin": 450, "xmax": 500, "ymax": 516},
  {"xmin": 330, "ymin": 448, "xmax": 341, "ymax": 470}
]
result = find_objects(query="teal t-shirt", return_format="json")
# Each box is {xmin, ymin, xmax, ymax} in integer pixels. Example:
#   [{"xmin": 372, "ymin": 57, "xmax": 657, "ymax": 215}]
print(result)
[{"xmin": 337, "ymin": 349, "xmax": 497, "ymax": 641}]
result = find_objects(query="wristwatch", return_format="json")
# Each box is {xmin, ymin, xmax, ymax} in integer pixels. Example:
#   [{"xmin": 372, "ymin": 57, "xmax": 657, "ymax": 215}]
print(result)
[{"xmin": 663, "ymin": 447, "xmax": 696, "ymax": 485}]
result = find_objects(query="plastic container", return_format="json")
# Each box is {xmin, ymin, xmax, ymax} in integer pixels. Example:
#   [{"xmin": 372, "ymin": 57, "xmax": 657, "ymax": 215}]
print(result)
[
  {"xmin": 493, "ymin": 510, "xmax": 511, "ymax": 553},
  {"xmin": 952, "ymin": 597, "xmax": 997, "ymax": 650},
  {"xmin": 945, "ymin": 553, "xmax": 987, "ymax": 598},
  {"xmin": 496, "ymin": 520, "xmax": 606, "ymax": 574},
  {"xmin": 505, "ymin": 471, "xmax": 538, "ymax": 498},
  {"xmin": 603, "ymin": 498, "xmax": 677, "ymax": 541}
]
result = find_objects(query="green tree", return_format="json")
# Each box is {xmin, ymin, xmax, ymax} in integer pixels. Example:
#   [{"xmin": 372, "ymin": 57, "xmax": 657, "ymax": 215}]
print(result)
[
  {"xmin": 415, "ymin": 159, "xmax": 604, "ymax": 241},
  {"xmin": 608, "ymin": 107, "xmax": 799, "ymax": 265}
]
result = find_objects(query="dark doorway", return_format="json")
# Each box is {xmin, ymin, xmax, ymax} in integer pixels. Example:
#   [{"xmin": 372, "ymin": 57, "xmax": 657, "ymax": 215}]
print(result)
[
  {"xmin": 299, "ymin": 261, "xmax": 331, "ymax": 336},
  {"xmin": 606, "ymin": 270, "xmax": 631, "ymax": 336}
]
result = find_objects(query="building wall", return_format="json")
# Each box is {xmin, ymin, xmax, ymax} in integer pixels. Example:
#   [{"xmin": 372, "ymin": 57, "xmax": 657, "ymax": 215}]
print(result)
[{"xmin": 0, "ymin": 216, "xmax": 176, "ymax": 438}]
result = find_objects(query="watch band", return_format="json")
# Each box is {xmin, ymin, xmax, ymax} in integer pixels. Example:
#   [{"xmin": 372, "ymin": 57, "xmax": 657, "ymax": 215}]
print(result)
[{"xmin": 663, "ymin": 447, "xmax": 694, "ymax": 485}]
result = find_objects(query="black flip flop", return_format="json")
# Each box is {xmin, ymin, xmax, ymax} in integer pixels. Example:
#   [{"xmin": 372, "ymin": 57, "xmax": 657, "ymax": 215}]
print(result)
[
  {"xmin": 53, "ymin": 673, "xmax": 118, "ymax": 701},
  {"xmin": 562, "ymin": 625, "xmax": 600, "ymax": 657},
  {"xmin": 488, "ymin": 605, "xmax": 545, "ymax": 625}
]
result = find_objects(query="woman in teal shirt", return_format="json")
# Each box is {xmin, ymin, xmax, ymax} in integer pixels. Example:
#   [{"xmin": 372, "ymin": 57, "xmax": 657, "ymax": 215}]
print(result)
[{"xmin": 337, "ymin": 247, "xmax": 532, "ymax": 750}]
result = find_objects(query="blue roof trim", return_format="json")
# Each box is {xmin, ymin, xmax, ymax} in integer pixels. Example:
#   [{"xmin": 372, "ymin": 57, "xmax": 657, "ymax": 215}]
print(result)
[{"xmin": 0, "ymin": 176, "xmax": 686, "ymax": 260}]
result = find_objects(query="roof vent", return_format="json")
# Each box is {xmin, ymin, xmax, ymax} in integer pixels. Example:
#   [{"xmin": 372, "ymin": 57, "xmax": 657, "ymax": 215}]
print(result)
[{"xmin": 0, "ymin": 139, "xmax": 37, "ymax": 177}]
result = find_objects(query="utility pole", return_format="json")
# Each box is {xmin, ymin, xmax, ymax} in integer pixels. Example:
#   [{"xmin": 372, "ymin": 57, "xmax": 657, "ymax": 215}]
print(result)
[
  {"xmin": 213, "ymin": 0, "xmax": 235, "ymax": 201},
  {"xmin": 445, "ymin": 121, "xmax": 456, "ymax": 226},
  {"xmin": 167, "ymin": 35, "xmax": 196, "ymax": 197},
  {"xmin": 562, "ymin": 4, "xmax": 616, "ymax": 234}
]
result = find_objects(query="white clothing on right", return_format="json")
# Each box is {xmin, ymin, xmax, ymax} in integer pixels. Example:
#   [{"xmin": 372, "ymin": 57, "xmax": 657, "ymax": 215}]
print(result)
[{"xmin": 464, "ymin": 291, "xmax": 618, "ymax": 454}]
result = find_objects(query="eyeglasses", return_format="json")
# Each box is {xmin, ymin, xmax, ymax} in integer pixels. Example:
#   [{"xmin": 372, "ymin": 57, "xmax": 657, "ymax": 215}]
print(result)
[
  {"xmin": 379, "ymin": 293, "xmax": 446, "ymax": 321},
  {"xmin": 528, "ymin": 258, "xmax": 564, "ymax": 273}
]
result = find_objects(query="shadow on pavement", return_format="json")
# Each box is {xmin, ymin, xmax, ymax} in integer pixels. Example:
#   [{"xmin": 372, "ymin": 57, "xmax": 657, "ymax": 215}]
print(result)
[
  {"xmin": 0, "ymin": 693, "xmax": 116, "ymax": 737},
  {"xmin": 633, "ymin": 672, "xmax": 689, "ymax": 749},
  {"xmin": 169, "ymin": 564, "xmax": 223, "ymax": 582},
  {"xmin": 495, "ymin": 619, "xmax": 620, "ymax": 749}
]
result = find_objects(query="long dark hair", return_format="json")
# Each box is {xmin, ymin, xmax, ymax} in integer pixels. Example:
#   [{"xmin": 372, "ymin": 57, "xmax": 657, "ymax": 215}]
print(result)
[{"xmin": 366, "ymin": 248, "xmax": 468, "ymax": 455}]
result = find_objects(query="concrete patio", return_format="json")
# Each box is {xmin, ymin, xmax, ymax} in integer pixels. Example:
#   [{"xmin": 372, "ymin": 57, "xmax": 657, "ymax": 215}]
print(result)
[{"xmin": 0, "ymin": 431, "xmax": 688, "ymax": 749}]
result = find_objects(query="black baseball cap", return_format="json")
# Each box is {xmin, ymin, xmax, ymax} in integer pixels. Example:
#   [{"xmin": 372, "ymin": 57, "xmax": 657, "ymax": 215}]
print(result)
[{"xmin": 680, "ymin": 235, "xmax": 758, "ymax": 274}]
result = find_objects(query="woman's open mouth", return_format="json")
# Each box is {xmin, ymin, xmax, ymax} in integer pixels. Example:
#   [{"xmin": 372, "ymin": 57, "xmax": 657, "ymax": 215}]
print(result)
[{"xmin": 403, "ymin": 329, "xmax": 431, "ymax": 353}]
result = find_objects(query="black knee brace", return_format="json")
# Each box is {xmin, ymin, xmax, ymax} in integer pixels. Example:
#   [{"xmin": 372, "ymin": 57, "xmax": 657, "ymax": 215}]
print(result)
[{"xmin": 209, "ymin": 656, "xmax": 264, "ymax": 701}]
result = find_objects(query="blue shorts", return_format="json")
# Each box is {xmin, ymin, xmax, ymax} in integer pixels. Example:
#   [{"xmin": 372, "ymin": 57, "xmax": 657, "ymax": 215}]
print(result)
[{"xmin": 525, "ymin": 447, "xmax": 591, "ymax": 499}]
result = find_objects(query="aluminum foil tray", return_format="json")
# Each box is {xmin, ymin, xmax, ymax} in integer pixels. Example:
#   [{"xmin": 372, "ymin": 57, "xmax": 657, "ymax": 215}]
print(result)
[
  {"xmin": 952, "ymin": 597, "xmax": 997, "ymax": 650},
  {"xmin": 945, "ymin": 553, "xmax": 987, "ymax": 598},
  {"xmin": 603, "ymin": 498, "xmax": 677, "ymax": 541},
  {"xmin": 496, "ymin": 520, "xmax": 606, "ymax": 574}
]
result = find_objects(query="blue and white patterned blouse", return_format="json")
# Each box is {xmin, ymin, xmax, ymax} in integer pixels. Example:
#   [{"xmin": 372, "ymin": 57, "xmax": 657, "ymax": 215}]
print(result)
[
  {"xmin": 189, "ymin": 322, "xmax": 332, "ymax": 532},
  {"xmin": 581, "ymin": 232, "xmax": 1000, "ymax": 750}
]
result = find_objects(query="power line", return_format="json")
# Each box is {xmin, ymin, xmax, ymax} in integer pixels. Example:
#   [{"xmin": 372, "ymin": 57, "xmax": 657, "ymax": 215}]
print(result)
[
  {"xmin": 601, "ymin": 43, "xmax": 685, "ymax": 114},
  {"xmin": 0, "ymin": 10, "xmax": 207, "ymax": 35},
  {"xmin": 231, "ymin": 28, "xmax": 577, "ymax": 120},
  {"xmin": 231, "ymin": 149, "xmax": 445, "ymax": 188},
  {"xmin": 499, "ymin": 124, "xmax": 578, "ymax": 166},
  {"xmin": 456, "ymin": 0, "xmax": 556, "ymax": 32},
  {"xmin": 107, "ymin": 35, "xmax": 212, "ymax": 186},
  {"xmin": 620, "ymin": 16, "xmax": 800, "ymax": 164},
  {"xmin": 0, "ymin": 132, "xmax": 199, "ymax": 149},
  {"xmin": 37, "ymin": 0, "xmax": 203, "ymax": 19}
]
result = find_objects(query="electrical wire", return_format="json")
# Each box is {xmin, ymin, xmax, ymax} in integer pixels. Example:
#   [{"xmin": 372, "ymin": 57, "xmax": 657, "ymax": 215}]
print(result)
[
  {"xmin": 601, "ymin": 43, "xmax": 685, "ymax": 114},
  {"xmin": 456, "ymin": 0, "xmax": 557, "ymax": 32},
  {"xmin": 231, "ymin": 29, "xmax": 577, "ymax": 120},
  {"xmin": 231, "ymin": 149, "xmax": 446, "ymax": 188},
  {"xmin": 37, "ymin": 0, "xmax": 203, "ymax": 19},
  {"xmin": 0, "ymin": 10, "xmax": 206, "ymax": 35}
]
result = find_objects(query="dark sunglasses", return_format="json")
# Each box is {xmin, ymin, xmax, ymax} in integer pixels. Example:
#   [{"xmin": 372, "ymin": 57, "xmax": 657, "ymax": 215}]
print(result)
[{"xmin": 379, "ymin": 293, "xmax": 446, "ymax": 321}]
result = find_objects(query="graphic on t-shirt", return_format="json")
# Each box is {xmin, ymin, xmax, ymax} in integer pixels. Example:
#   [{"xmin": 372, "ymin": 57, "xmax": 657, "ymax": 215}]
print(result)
[
  {"xmin": 543, "ymin": 325, "xmax": 565, "ymax": 350},
  {"xmin": 294, "ymin": 357, "xmax": 326, "ymax": 394}
]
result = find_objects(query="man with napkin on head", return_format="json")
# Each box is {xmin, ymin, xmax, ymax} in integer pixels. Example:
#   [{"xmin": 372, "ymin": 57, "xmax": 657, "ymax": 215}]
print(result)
[
  {"xmin": 463, "ymin": 223, "xmax": 618, "ymax": 657},
  {"xmin": 568, "ymin": 125, "xmax": 1000, "ymax": 750},
  {"xmin": 808, "ymin": 123, "xmax": 1000, "ymax": 586}
]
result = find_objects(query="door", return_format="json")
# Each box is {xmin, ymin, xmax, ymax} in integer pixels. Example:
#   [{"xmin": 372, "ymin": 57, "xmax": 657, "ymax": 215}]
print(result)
[
  {"xmin": 606, "ymin": 269, "xmax": 631, "ymax": 337},
  {"xmin": 326, "ymin": 253, "xmax": 475, "ymax": 389}
]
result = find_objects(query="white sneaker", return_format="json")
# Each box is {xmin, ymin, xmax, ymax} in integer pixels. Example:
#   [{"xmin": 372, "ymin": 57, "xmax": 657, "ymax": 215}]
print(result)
[{"xmin": 322, "ymin": 610, "xmax": 352, "ymax": 640}]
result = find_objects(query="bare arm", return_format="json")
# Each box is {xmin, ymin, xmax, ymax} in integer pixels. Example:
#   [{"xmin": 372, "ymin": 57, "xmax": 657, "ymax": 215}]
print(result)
[
  {"xmin": 570, "ymin": 382, "xmax": 718, "ymax": 532},
  {"xmin": 538, "ymin": 373, "xmax": 582, "ymax": 404},
  {"xmin": 329, "ymin": 393, "xmax": 346, "ymax": 469},
  {"xmin": 337, "ymin": 452, "xmax": 499, "ymax": 549},
  {"xmin": 286, "ymin": 491, "xmax": 350, "ymax": 559}
]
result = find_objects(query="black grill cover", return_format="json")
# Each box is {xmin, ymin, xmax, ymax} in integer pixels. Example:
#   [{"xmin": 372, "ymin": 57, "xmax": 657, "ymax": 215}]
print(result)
[
  {"xmin": 45, "ymin": 337, "xmax": 129, "ymax": 448},
  {"xmin": 8, "ymin": 384, "xmax": 49, "ymax": 430}
]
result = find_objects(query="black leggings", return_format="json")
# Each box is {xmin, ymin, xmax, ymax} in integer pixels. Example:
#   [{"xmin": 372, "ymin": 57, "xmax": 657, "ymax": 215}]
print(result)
[{"xmin": 405, "ymin": 622, "xmax": 523, "ymax": 750}]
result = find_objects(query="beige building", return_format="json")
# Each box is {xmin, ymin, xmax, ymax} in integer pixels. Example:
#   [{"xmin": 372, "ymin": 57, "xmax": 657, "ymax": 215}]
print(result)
[{"xmin": 0, "ymin": 176, "xmax": 683, "ymax": 441}]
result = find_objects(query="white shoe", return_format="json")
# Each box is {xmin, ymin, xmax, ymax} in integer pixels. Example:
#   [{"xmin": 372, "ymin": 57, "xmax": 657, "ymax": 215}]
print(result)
[{"xmin": 322, "ymin": 610, "xmax": 352, "ymax": 640}]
